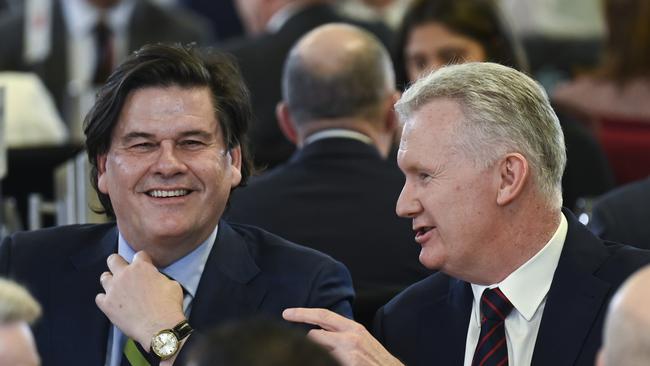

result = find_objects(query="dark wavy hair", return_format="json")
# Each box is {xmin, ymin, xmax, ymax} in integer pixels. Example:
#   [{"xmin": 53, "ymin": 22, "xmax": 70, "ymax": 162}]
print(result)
[
  {"xmin": 599, "ymin": 0, "xmax": 650, "ymax": 83},
  {"xmin": 393, "ymin": 0, "xmax": 526, "ymax": 90},
  {"xmin": 84, "ymin": 43, "xmax": 253, "ymax": 218}
]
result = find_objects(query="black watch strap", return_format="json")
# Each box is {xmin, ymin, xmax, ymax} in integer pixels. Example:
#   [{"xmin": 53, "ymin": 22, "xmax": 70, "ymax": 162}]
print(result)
[{"xmin": 172, "ymin": 320, "xmax": 193, "ymax": 341}]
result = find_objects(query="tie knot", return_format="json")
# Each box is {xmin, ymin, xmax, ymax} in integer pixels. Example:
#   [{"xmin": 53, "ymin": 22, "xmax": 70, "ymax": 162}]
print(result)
[{"xmin": 480, "ymin": 287, "xmax": 513, "ymax": 321}]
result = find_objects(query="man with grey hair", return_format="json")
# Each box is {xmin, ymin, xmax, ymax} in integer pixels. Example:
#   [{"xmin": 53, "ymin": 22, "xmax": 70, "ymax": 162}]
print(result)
[
  {"xmin": 0, "ymin": 278, "xmax": 41, "ymax": 366},
  {"xmin": 227, "ymin": 23, "xmax": 429, "ymax": 327},
  {"xmin": 283, "ymin": 62, "xmax": 650, "ymax": 366},
  {"xmin": 597, "ymin": 265, "xmax": 650, "ymax": 366}
]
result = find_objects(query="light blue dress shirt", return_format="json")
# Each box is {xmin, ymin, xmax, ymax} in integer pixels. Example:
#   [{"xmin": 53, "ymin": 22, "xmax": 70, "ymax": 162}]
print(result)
[{"xmin": 104, "ymin": 225, "xmax": 218, "ymax": 366}]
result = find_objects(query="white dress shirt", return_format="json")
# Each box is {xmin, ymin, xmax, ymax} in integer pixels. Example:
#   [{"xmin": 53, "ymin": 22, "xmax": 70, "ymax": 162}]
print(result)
[
  {"xmin": 463, "ymin": 213, "xmax": 568, "ymax": 366},
  {"xmin": 303, "ymin": 128, "xmax": 373, "ymax": 146}
]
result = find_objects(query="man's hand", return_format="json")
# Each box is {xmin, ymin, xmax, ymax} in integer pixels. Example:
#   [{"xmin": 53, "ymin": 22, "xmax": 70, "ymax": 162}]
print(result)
[
  {"xmin": 96, "ymin": 251, "xmax": 186, "ymax": 351},
  {"xmin": 282, "ymin": 308, "xmax": 404, "ymax": 366}
]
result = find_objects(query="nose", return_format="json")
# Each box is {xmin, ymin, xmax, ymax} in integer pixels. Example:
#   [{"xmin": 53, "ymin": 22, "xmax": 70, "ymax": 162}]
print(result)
[
  {"xmin": 396, "ymin": 180, "xmax": 421, "ymax": 218},
  {"xmin": 152, "ymin": 140, "xmax": 188, "ymax": 177}
]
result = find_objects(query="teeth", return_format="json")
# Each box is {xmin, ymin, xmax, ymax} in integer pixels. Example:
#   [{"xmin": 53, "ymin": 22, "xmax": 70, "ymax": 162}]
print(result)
[{"xmin": 148, "ymin": 189, "xmax": 189, "ymax": 198}]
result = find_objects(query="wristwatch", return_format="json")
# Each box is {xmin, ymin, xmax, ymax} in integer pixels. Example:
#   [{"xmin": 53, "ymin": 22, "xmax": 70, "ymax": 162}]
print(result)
[{"xmin": 150, "ymin": 319, "xmax": 193, "ymax": 360}]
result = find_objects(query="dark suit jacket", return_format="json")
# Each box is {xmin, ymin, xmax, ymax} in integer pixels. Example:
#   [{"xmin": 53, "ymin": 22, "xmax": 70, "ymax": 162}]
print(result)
[
  {"xmin": 589, "ymin": 177, "xmax": 650, "ymax": 249},
  {"xmin": 227, "ymin": 138, "xmax": 430, "ymax": 292},
  {"xmin": 221, "ymin": 4, "xmax": 392, "ymax": 168},
  {"xmin": 0, "ymin": 220, "xmax": 354, "ymax": 366},
  {"xmin": 373, "ymin": 210, "xmax": 650, "ymax": 366},
  {"xmin": 0, "ymin": 0, "xmax": 213, "ymax": 116}
]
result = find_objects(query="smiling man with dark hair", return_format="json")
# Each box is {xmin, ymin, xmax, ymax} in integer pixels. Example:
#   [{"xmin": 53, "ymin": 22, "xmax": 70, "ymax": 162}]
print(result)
[{"xmin": 0, "ymin": 43, "xmax": 353, "ymax": 366}]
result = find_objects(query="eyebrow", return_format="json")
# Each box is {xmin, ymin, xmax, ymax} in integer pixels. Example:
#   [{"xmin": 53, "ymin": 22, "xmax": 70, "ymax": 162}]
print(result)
[{"xmin": 120, "ymin": 130, "xmax": 215, "ymax": 143}]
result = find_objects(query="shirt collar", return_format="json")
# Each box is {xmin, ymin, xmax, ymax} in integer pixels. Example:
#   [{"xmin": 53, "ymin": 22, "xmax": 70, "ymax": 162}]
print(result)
[
  {"xmin": 471, "ymin": 213, "xmax": 568, "ymax": 322},
  {"xmin": 304, "ymin": 128, "xmax": 374, "ymax": 146},
  {"xmin": 117, "ymin": 224, "xmax": 218, "ymax": 301},
  {"xmin": 62, "ymin": 0, "xmax": 136, "ymax": 37}
]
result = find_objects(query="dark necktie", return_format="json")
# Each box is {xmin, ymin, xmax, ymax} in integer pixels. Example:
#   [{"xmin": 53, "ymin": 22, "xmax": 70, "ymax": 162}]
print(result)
[
  {"xmin": 471, "ymin": 287, "xmax": 514, "ymax": 366},
  {"xmin": 93, "ymin": 17, "xmax": 113, "ymax": 85}
]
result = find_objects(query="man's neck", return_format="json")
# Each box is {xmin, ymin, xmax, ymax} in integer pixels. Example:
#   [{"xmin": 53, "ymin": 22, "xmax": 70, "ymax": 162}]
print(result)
[
  {"xmin": 117, "ymin": 225, "xmax": 217, "ymax": 268},
  {"xmin": 298, "ymin": 120, "xmax": 391, "ymax": 158},
  {"xmin": 481, "ymin": 206, "xmax": 562, "ymax": 285}
]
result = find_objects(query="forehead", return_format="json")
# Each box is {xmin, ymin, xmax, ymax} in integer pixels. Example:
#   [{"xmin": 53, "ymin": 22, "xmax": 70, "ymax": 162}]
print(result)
[
  {"xmin": 401, "ymin": 98, "xmax": 463, "ymax": 146},
  {"xmin": 115, "ymin": 86, "xmax": 219, "ymax": 135},
  {"xmin": 406, "ymin": 22, "xmax": 480, "ymax": 52},
  {"xmin": 398, "ymin": 98, "xmax": 464, "ymax": 164}
]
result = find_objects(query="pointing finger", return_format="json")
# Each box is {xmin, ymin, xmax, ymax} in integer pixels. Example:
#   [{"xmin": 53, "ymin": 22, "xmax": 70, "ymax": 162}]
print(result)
[{"xmin": 282, "ymin": 308, "xmax": 355, "ymax": 332}]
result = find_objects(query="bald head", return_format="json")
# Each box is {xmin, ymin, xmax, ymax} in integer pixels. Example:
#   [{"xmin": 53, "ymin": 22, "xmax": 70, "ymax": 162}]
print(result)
[
  {"xmin": 599, "ymin": 265, "xmax": 650, "ymax": 366},
  {"xmin": 282, "ymin": 23, "xmax": 395, "ymax": 126}
]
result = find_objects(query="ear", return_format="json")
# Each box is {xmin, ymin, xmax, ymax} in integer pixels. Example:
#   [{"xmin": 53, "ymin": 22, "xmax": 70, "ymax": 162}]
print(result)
[
  {"xmin": 276, "ymin": 102, "xmax": 298, "ymax": 145},
  {"xmin": 97, "ymin": 154, "xmax": 109, "ymax": 194},
  {"xmin": 496, "ymin": 152, "xmax": 528, "ymax": 206},
  {"xmin": 383, "ymin": 92, "xmax": 401, "ymax": 134},
  {"xmin": 228, "ymin": 146, "xmax": 243, "ymax": 188}
]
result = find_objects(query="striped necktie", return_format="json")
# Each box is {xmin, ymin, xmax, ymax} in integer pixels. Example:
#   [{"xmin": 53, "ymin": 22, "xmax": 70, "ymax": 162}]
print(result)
[
  {"xmin": 472, "ymin": 287, "xmax": 514, "ymax": 366},
  {"xmin": 122, "ymin": 339, "xmax": 150, "ymax": 366}
]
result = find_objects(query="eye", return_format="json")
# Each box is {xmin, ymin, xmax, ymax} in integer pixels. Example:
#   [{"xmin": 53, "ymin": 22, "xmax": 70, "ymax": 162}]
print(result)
[
  {"xmin": 408, "ymin": 55, "xmax": 428, "ymax": 73},
  {"xmin": 179, "ymin": 139, "xmax": 207, "ymax": 149},
  {"xmin": 418, "ymin": 172, "xmax": 432, "ymax": 182},
  {"xmin": 438, "ymin": 47, "xmax": 468, "ymax": 65},
  {"xmin": 129, "ymin": 142, "xmax": 156, "ymax": 151}
]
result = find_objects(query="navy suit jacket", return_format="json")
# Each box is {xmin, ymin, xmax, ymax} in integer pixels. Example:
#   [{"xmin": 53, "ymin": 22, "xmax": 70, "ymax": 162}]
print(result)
[
  {"xmin": 0, "ymin": 220, "xmax": 354, "ymax": 366},
  {"xmin": 589, "ymin": 177, "xmax": 650, "ymax": 249},
  {"xmin": 373, "ymin": 210, "xmax": 650, "ymax": 366},
  {"xmin": 227, "ymin": 138, "xmax": 430, "ymax": 293}
]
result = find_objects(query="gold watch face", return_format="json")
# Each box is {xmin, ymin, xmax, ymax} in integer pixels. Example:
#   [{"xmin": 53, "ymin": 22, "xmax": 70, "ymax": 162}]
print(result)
[{"xmin": 152, "ymin": 330, "xmax": 179, "ymax": 359}]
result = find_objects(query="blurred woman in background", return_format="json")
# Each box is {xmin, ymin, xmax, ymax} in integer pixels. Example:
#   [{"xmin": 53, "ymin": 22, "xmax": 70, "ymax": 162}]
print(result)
[
  {"xmin": 393, "ymin": 0, "xmax": 525, "ymax": 89},
  {"xmin": 553, "ymin": 0, "xmax": 650, "ymax": 187}
]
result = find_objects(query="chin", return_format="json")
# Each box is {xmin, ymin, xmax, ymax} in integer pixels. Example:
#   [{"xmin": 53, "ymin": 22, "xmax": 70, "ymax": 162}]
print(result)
[{"xmin": 418, "ymin": 250, "xmax": 444, "ymax": 270}]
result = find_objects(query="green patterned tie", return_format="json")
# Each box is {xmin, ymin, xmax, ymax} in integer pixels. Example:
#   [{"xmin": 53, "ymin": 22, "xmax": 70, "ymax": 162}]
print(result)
[{"xmin": 123, "ymin": 338, "xmax": 150, "ymax": 366}]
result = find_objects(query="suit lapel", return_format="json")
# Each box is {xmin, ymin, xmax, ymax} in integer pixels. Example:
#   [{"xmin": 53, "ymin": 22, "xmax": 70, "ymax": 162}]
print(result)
[
  {"xmin": 532, "ymin": 212, "xmax": 611, "ymax": 365},
  {"xmin": 417, "ymin": 278, "xmax": 472, "ymax": 365},
  {"xmin": 189, "ymin": 221, "xmax": 267, "ymax": 331},
  {"xmin": 51, "ymin": 226, "xmax": 117, "ymax": 365}
]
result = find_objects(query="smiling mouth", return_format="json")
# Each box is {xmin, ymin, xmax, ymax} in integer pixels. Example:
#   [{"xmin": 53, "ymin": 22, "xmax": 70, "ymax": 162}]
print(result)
[{"xmin": 146, "ymin": 189, "xmax": 191, "ymax": 198}]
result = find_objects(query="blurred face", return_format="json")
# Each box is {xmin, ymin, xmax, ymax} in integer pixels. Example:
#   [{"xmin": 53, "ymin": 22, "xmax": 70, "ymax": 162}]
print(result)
[
  {"xmin": 0, "ymin": 322, "xmax": 40, "ymax": 366},
  {"xmin": 235, "ymin": 0, "xmax": 267, "ymax": 35},
  {"xmin": 405, "ymin": 22, "xmax": 486, "ymax": 82},
  {"xmin": 97, "ymin": 86, "xmax": 242, "ymax": 253},
  {"xmin": 396, "ymin": 98, "xmax": 500, "ymax": 280}
]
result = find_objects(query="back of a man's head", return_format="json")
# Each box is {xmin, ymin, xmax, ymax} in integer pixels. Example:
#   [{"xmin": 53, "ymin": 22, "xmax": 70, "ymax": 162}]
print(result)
[
  {"xmin": 0, "ymin": 278, "xmax": 41, "ymax": 366},
  {"xmin": 598, "ymin": 265, "xmax": 650, "ymax": 366},
  {"xmin": 282, "ymin": 23, "xmax": 395, "ymax": 127},
  {"xmin": 187, "ymin": 318, "xmax": 340, "ymax": 366}
]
